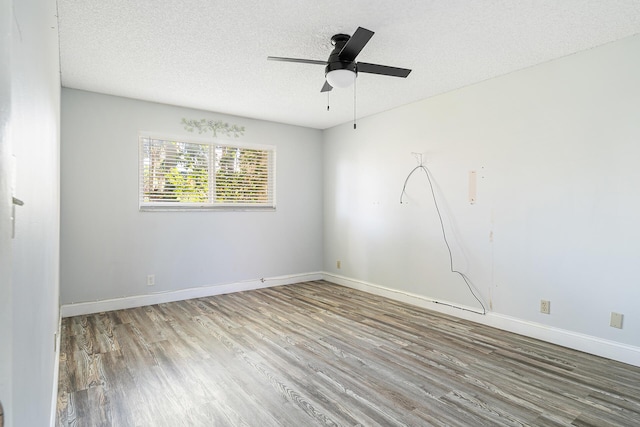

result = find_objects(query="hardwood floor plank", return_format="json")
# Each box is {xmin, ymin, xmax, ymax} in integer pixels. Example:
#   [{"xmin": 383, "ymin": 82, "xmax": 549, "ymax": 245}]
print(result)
[{"xmin": 56, "ymin": 281, "xmax": 640, "ymax": 426}]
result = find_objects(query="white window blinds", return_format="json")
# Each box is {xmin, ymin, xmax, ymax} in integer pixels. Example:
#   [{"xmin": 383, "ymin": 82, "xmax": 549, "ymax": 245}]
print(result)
[{"xmin": 139, "ymin": 136, "xmax": 275, "ymax": 210}]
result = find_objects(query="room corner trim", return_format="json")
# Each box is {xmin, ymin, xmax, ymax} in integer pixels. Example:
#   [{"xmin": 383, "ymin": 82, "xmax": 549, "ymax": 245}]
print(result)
[{"xmin": 50, "ymin": 313, "xmax": 62, "ymax": 427}]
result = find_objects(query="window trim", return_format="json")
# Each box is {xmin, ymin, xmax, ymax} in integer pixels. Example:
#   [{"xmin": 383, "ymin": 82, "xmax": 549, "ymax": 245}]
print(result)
[{"xmin": 138, "ymin": 132, "xmax": 276, "ymax": 211}]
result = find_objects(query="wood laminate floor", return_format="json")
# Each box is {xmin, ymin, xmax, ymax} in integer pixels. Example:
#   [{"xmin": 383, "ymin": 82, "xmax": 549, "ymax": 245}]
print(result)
[{"xmin": 56, "ymin": 281, "xmax": 640, "ymax": 426}]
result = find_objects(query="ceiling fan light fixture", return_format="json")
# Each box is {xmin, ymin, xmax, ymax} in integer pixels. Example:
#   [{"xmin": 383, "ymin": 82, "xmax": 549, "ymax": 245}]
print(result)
[
  {"xmin": 268, "ymin": 27, "xmax": 411, "ymax": 95},
  {"xmin": 326, "ymin": 69, "xmax": 356, "ymax": 88}
]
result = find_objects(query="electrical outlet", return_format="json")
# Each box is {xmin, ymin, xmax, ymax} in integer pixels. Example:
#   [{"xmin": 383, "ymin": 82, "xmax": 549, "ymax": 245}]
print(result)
[
  {"xmin": 336, "ymin": 260, "xmax": 341, "ymax": 269},
  {"xmin": 540, "ymin": 300, "xmax": 550, "ymax": 314},
  {"xmin": 147, "ymin": 274, "xmax": 155, "ymax": 286},
  {"xmin": 610, "ymin": 312, "xmax": 624, "ymax": 329}
]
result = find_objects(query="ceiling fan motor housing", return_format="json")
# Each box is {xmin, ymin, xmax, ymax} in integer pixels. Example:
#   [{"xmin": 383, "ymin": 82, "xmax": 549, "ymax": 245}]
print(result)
[{"xmin": 326, "ymin": 34, "xmax": 356, "ymax": 75}]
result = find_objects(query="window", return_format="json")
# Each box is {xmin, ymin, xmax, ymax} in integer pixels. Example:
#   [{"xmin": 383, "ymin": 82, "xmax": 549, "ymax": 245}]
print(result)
[{"xmin": 139, "ymin": 135, "xmax": 275, "ymax": 210}]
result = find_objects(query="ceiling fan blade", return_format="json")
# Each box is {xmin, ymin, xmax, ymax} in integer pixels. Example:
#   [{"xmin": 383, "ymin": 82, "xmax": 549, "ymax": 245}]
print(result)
[
  {"xmin": 357, "ymin": 62, "xmax": 412, "ymax": 78},
  {"xmin": 321, "ymin": 81, "xmax": 333, "ymax": 92},
  {"xmin": 267, "ymin": 56, "xmax": 327, "ymax": 65},
  {"xmin": 338, "ymin": 27, "xmax": 374, "ymax": 61}
]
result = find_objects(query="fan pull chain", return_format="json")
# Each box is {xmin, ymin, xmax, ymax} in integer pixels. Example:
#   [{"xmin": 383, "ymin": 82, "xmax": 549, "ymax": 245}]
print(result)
[
  {"xmin": 353, "ymin": 76, "xmax": 357, "ymax": 130},
  {"xmin": 327, "ymin": 91, "xmax": 330, "ymax": 111}
]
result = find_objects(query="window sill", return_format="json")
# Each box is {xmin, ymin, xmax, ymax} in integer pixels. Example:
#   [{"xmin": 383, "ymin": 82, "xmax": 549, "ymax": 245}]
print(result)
[{"xmin": 139, "ymin": 204, "xmax": 276, "ymax": 212}]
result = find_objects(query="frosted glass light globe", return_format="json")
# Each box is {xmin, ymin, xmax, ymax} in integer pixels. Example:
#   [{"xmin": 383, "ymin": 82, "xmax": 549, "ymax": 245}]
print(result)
[{"xmin": 326, "ymin": 69, "xmax": 356, "ymax": 88}]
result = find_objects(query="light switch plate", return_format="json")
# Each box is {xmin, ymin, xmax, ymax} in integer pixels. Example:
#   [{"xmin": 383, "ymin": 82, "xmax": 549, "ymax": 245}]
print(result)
[{"xmin": 610, "ymin": 312, "xmax": 623, "ymax": 329}]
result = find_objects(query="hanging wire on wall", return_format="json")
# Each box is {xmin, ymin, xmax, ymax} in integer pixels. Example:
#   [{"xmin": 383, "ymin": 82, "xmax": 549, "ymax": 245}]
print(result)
[{"xmin": 400, "ymin": 154, "xmax": 487, "ymax": 315}]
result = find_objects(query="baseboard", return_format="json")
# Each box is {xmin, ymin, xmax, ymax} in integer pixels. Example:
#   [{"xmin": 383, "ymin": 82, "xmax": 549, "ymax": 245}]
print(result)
[
  {"xmin": 60, "ymin": 272, "xmax": 323, "ymax": 317},
  {"xmin": 322, "ymin": 272, "xmax": 640, "ymax": 367}
]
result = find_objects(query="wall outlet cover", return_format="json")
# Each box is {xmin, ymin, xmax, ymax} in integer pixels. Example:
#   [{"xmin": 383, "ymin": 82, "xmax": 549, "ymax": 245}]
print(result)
[{"xmin": 540, "ymin": 300, "xmax": 550, "ymax": 314}]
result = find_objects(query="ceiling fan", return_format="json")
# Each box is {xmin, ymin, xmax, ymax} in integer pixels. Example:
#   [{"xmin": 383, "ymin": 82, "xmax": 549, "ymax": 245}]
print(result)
[{"xmin": 268, "ymin": 27, "xmax": 412, "ymax": 92}]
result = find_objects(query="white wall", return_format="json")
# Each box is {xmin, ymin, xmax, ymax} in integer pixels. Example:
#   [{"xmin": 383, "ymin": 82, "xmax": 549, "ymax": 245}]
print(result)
[
  {"xmin": 0, "ymin": 0, "xmax": 13, "ymax": 420},
  {"xmin": 7, "ymin": 0, "xmax": 61, "ymax": 425},
  {"xmin": 324, "ymin": 35, "xmax": 640, "ymax": 359},
  {"xmin": 61, "ymin": 89, "xmax": 323, "ymax": 305}
]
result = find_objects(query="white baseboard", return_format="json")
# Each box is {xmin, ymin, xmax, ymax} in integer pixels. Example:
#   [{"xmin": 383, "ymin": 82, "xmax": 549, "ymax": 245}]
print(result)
[
  {"xmin": 60, "ymin": 272, "xmax": 323, "ymax": 317},
  {"xmin": 322, "ymin": 272, "xmax": 640, "ymax": 368}
]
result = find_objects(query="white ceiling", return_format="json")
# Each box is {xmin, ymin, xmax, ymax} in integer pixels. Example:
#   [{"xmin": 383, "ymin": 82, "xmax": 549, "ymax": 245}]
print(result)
[{"xmin": 57, "ymin": 0, "xmax": 640, "ymax": 130}]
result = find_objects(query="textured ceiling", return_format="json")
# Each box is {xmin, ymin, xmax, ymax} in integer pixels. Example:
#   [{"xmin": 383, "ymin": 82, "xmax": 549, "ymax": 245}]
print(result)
[{"xmin": 57, "ymin": 0, "xmax": 640, "ymax": 130}]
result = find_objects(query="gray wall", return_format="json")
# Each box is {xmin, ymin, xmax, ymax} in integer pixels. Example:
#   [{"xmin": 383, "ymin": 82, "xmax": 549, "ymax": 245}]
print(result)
[
  {"xmin": 61, "ymin": 89, "xmax": 323, "ymax": 304},
  {"xmin": 323, "ymin": 34, "xmax": 640, "ymax": 348},
  {"xmin": 4, "ymin": 0, "xmax": 61, "ymax": 425}
]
